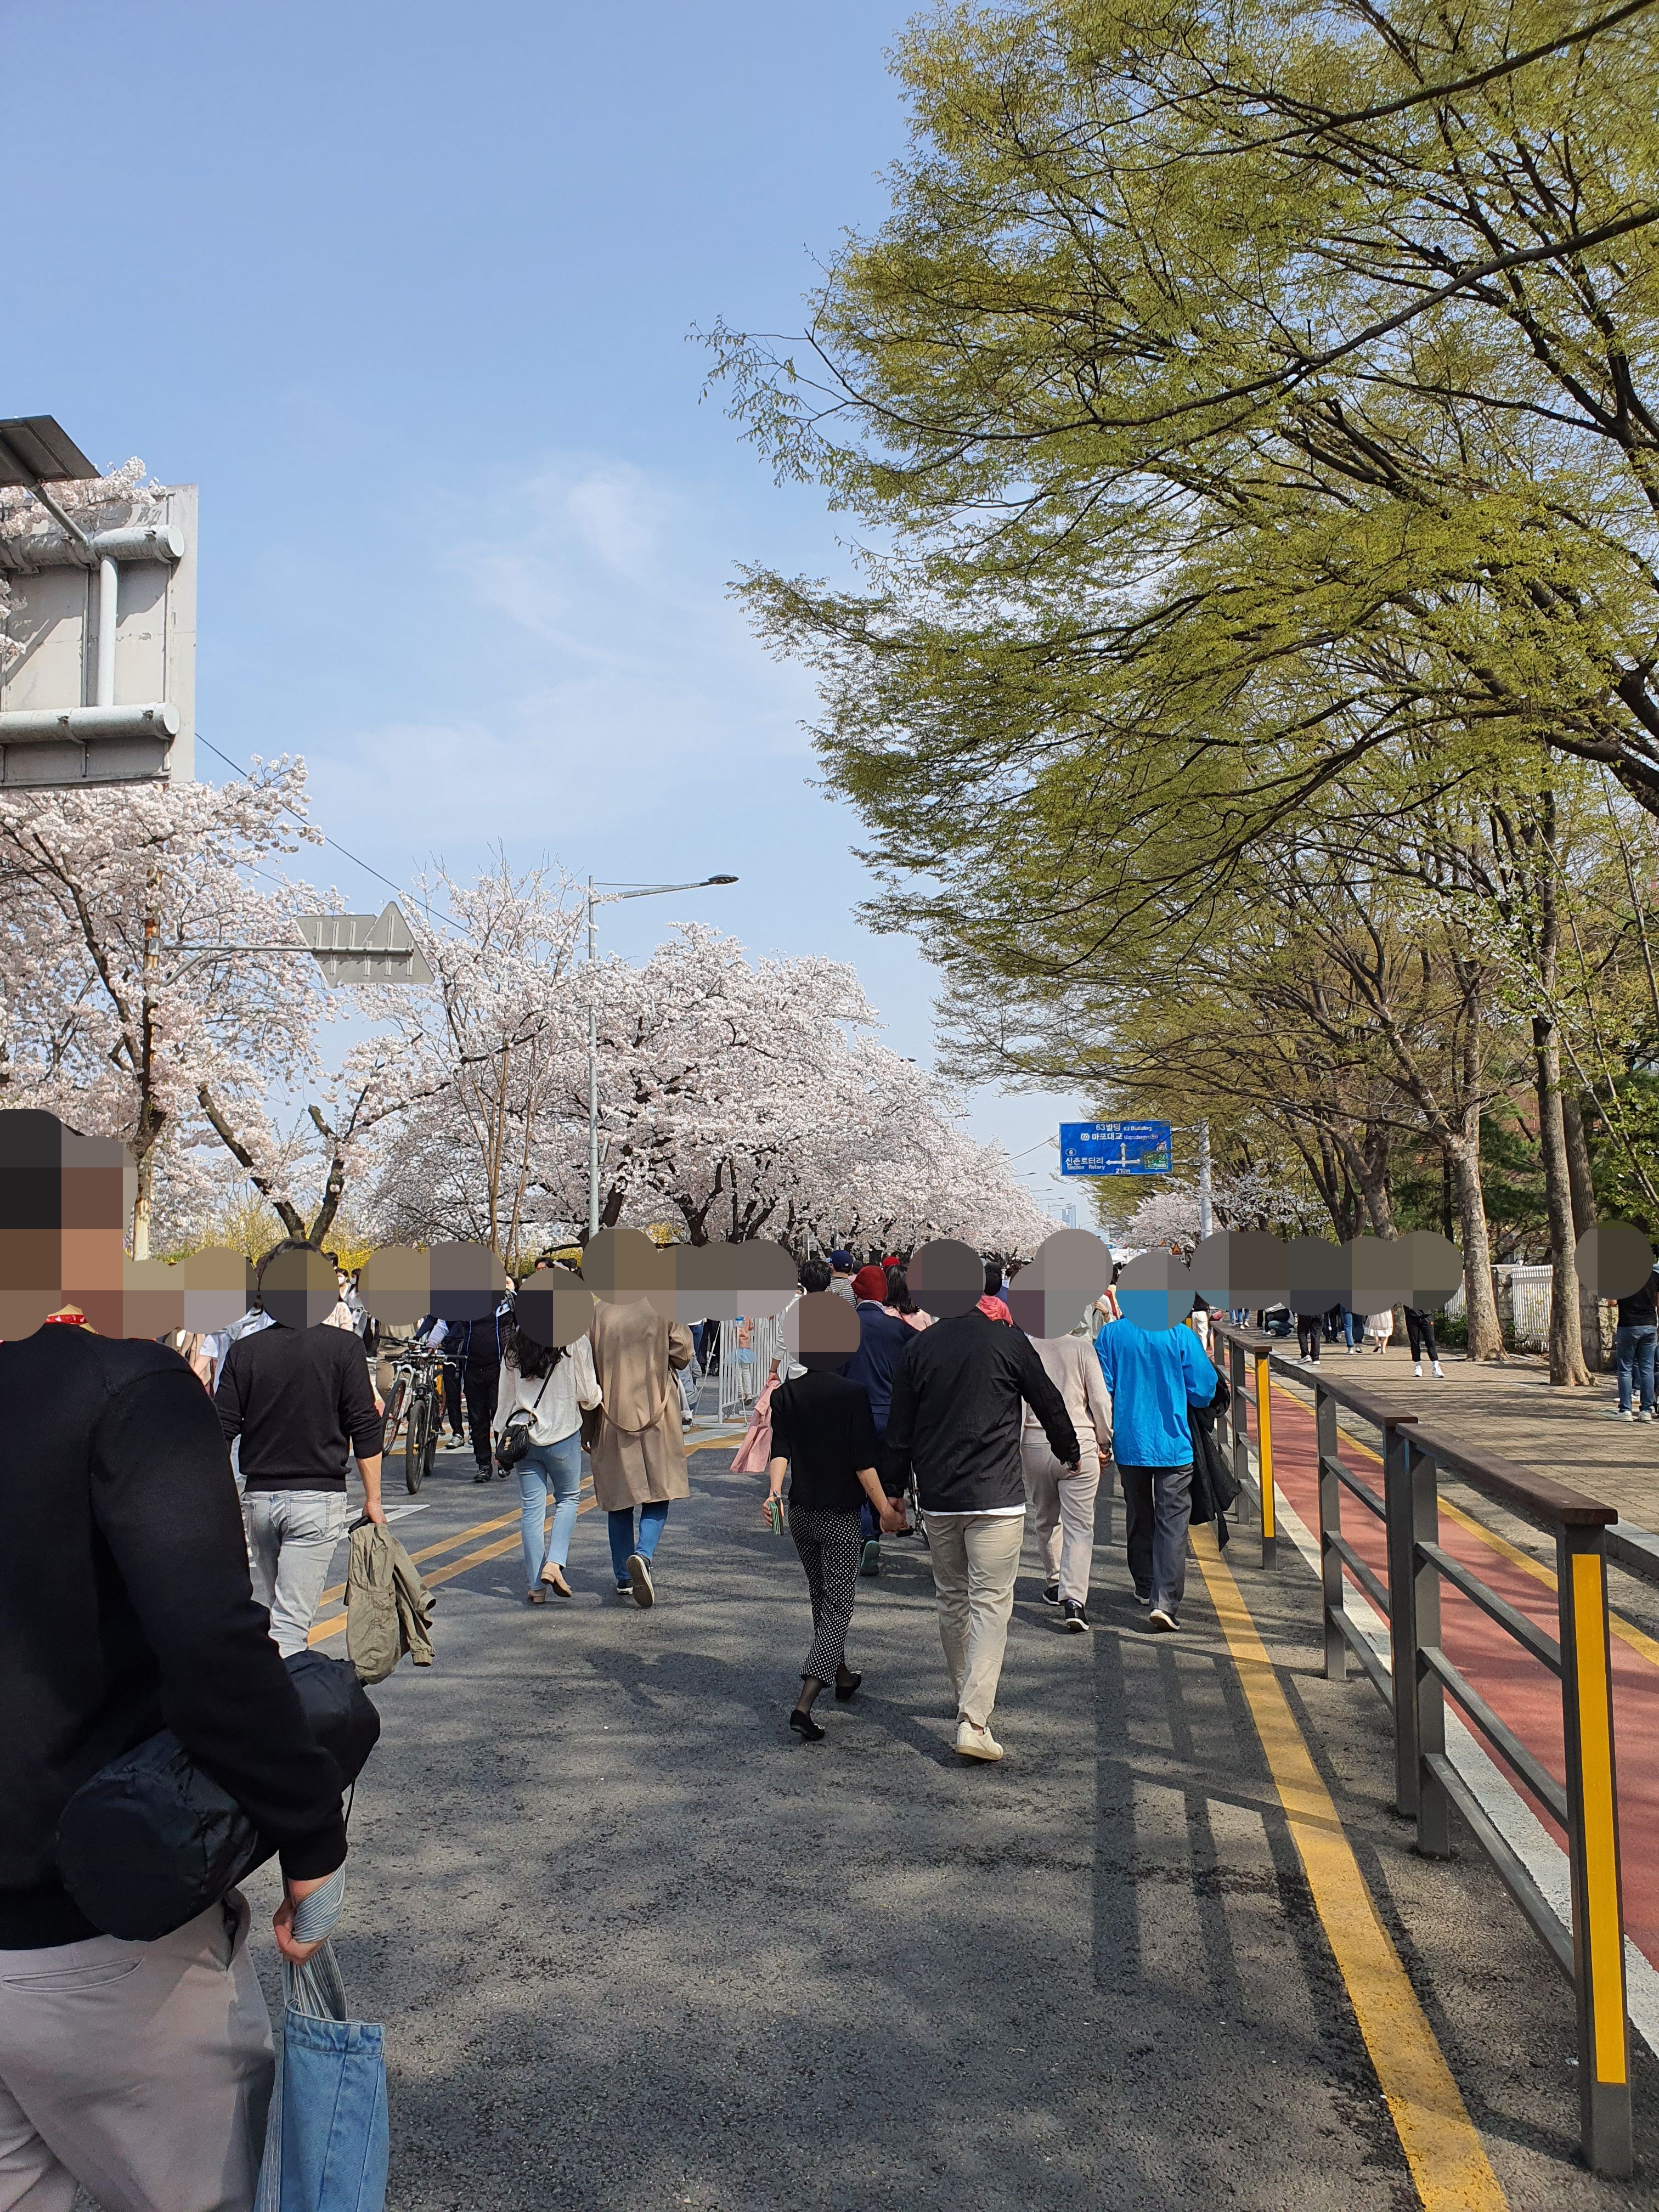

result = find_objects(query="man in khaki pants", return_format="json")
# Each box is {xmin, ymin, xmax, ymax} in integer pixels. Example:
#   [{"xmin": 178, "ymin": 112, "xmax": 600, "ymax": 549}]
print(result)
[
  {"xmin": 0, "ymin": 1118, "xmax": 352, "ymax": 2212},
  {"xmin": 883, "ymin": 1244, "xmax": 1079, "ymax": 1761}
]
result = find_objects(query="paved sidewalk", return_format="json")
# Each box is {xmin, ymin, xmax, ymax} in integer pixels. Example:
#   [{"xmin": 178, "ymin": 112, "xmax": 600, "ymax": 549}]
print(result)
[{"xmin": 1277, "ymin": 1343, "xmax": 1659, "ymax": 1531}]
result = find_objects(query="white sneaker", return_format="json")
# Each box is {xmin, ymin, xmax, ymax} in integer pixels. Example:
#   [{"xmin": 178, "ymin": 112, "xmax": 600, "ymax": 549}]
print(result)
[
  {"xmin": 1432, "ymin": 1362, "xmax": 1444, "ymax": 1378},
  {"xmin": 1413, "ymin": 1362, "xmax": 1423, "ymax": 1377},
  {"xmin": 1149, "ymin": 1607, "xmax": 1180, "ymax": 1633},
  {"xmin": 1610, "ymin": 1408, "xmax": 1636, "ymax": 1421},
  {"xmin": 955, "ymin": 1719, "xmax": 1004, "ymax": 1762}
]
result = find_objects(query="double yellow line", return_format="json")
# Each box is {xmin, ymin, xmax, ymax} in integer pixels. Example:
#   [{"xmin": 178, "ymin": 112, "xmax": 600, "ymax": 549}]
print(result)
[{"xmin": 306, "ymin": 1430, "xmax": 748, "ymax": 1645}]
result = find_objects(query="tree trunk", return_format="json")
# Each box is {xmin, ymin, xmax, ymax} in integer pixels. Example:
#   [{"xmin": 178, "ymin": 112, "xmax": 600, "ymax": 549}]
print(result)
[
  {"xmin": 1534, "ymin": 1015, "xmax": 1592, "ymax": 1385},
  {"xmin": 1448, "ymin": 1120, "xmax": 1504, "ymax": 1359},
  {"xmin": 1338, "ymin": 1126, "xmax": 1396, "ymax": 1236},
  {"xmin": 131, "ymin": 1151, "xmax": 153, "ymax": 1262},
  {"xmin": 1563, "ymin": 1093, "xmax": 1605, "ymax": 1370}
]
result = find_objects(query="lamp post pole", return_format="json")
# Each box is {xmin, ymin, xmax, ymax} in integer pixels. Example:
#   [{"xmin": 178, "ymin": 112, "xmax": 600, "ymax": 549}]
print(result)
[{"xmin": 583, "ymin": 873, "xmax": 737, "ymax": 1244}]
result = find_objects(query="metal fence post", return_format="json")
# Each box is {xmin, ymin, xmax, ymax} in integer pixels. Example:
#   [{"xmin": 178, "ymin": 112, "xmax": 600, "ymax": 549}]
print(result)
[
  {"xmin": 1409, "ymin": 1437, "xmax": 1449, "ymax": 1858},
  {"xmin": 1558, "ymin": 1523, "xmax": 1632, "ymax": 2177},
  {"xmin": 1254, "ymin": 1347, "xmax": 1277, "ymax": 1569},
  {"xmin": 1382, "ymin": 1415, "xmax": 1421, "ymax": 1820},
  {"xmin": 1314, "ymin": 1380, "xmax": 1345, "ymax": 1680},
  {"xmin": 1228, "ymin": 1336, "xmax": 1248, "ymax": 1497}
]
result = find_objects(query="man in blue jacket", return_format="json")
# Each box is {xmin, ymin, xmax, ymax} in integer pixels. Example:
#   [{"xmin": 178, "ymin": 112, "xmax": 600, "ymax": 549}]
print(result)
[
  {"xmin": 1095, "ymin": 1312, "xmax": 1218, "ymax": 1631},
  {"xmin": 840, "ymin": 1263, "xmax": 912, "ymax": 1575}
]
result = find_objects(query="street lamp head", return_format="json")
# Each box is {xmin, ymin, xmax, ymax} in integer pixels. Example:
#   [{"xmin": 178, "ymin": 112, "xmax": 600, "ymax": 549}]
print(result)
[{"xmin": 704, "ymin": 874, "xmax": 738, "ymax": 885}]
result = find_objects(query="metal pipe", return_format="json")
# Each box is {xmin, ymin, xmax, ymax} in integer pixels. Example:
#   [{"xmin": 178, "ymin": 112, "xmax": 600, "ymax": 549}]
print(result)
[
  {"xmin": 95, "ymin": 557, "xmax": 117, "ymax": 707},
  {"xmin": 587, "ymin": 877, "xmax": 599, "ymax": 1242},
  {"xmin": 1197, "ymin": 1117, "xmax": 1213, "ymax": 1238},
  {"xmin": 0, "ymin": 702, "xmax": 178, "ymax": 744}
]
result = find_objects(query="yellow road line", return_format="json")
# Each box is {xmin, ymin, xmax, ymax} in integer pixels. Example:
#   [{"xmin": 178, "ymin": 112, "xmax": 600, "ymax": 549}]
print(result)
[
  {"xmin": 1192, "ymin": 1525, "xmax": 1509, "ymax": 2210},
  {"xmin": 308, "ymin": 1428, "xmax": 751, "ymax": 1643},
  {"xmin": 1285, "ymin": 1383, "xmax": 1659, "ymax": 1671}
]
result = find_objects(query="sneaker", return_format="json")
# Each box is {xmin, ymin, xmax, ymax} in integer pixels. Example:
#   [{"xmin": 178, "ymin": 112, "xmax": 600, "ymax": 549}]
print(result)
[
  {"xmin": 1431, "ymin": 1362, "xmax": 1444, "ymax": 1378},
  {"xmin": 1149, "ymin": 1607, "xmax": 1180, "ymax": 1633},
  {"xmin": 627, "ymin": 1552, "xmax": 655, "ymax": 1609},
  {"xmin": 1413, "ymin": 1362, "xmax": 1423, "ymax": 1377},
  {"xmin": 614, "ymin": 1579, "xmax": 633, "ymax": 1594},
  {"xmin": 1041, "ymin": 1581, "xmax": 1062, "ymax": 1607},
  {"xmin": 1062, "ymin": 1600, "xmax": 1090, "ymax": 1633},
  {"xmin": 954, "ymin": 1719, "xmax": 1005, "ymax": 1762},
  {"xmin": 1610, "ymin": 1408, "xmax": 1636, "ymax": 1421},
  {"xmin": 1134, "ymin": 1588, "xmax": 1152, "ymax": 1606},
  {"xmin": 1647, "ymin": 1409, "xmax": 1659, "ymax": 1423},
  {"xmin": 859, "ymin": 1539, "xmax": 881, "ymax": 1578}
]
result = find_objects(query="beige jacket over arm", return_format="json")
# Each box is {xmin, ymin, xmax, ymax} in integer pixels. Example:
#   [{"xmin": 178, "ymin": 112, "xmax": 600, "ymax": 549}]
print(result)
[
  {"xmin": 588, "ymin": 1298, "xmax": 696, "ymax": 1509},
  {"xmin": 1021, "ymin": 1334, "xmax": 1113, "ymax": 1468}
]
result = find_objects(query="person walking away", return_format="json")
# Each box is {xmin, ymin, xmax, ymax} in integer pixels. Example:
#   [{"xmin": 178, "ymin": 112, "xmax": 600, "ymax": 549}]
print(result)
[
  {"xmin": 1, "ymin": 1249, "xmax": 350, "ymax": 2211},
  {"xmin": 1094, "ymin": 1312, "xmax": 1219, "ymax": 1632},
  {"xmin": 827, "ymin": 1251, "xmax": 857, "ymax": 1304},
  {"xmin": 884, "ymin": 1264, "xmax": 930, "ymax": 1330},
  {"xmin": 884, "ymin": 1297, "xmax": 1079, "ymax": 1761},
  {"xmin": 1365, "ymin": 1307, "xmax": 1395, "ymax": 1354},
  {"xmin": 764, "ymin": 1360, "xmax": 905, "ymax": 1739},
  {"xmin": 216, "ymin": 1240, "xmax": 387, "ymax": 1656},
  {"xmin": 1022, "ymin": 1329, "xmax": 1114, "ymax": 1631},
  {"xmin": 451, "ymin": 1294, "xmax": 513, "ymax": 1481},
  {"xmin": 1294, "ymin": 1310, "xmax": 1323, "ymax": 1364},
  {"xmin": 978, "ymin": 1260, "xmax": 1013, "ymax": 1324},
  {"xmin": 1403, "ymin": 1305, "xmax": 1446, "ymax": 1379},
  {"xmin": 588, "ymin": 1294, "xmax": 696, "ymax": 1605},
  {"xmin": 1611, "ymin": 1259, "xmax": 1659, "ymax": 1420},
  {"xmin": 843, "ymin": 1261, "xmax": 912, "ymax": 1577},
  {"xmin": 494, "ymin": 1310, "xmax": 601, "ymax": 1602}
]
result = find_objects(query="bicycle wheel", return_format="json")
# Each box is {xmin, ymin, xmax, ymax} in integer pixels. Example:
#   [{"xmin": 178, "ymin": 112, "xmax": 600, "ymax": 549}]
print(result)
[
  {"xmin": 382, "ymin": 1373, "xmax": 408, "ymax": 1449},
  {"xmin": 405, "ymin": 1390, "xmax": 430, "ymax": 1493}
]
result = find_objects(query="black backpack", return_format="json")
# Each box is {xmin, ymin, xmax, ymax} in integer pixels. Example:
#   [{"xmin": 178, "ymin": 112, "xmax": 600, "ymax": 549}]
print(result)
[{"xmin": 55, "ymin": 1650, "xmax": 380, "ymax": 1942}]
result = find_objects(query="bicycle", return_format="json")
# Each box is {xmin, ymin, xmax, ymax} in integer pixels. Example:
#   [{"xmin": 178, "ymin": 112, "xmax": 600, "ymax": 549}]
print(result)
[{"xmin": 380, "ymin": 1345, "xmax": 447, "ymax": 1493}]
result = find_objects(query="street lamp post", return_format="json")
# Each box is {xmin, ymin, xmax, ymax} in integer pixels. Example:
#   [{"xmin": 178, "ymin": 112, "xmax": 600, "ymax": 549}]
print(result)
[{"xmin": 584, "ymin": 873, "xmax": 738, "ymax": 1240}]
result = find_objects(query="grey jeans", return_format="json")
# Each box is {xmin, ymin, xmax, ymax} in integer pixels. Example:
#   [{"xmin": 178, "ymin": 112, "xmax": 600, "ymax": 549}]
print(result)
[
  {"xmin": 0, "ymin": 1895, "xmax": 271, "ymax": 2212},
  {"xmin": 1118, "ymin": 1462, "xmax": 1193, "ymax": 1616},
  {"xmin": 241, "ymin": 1488, "xmax": 350, "ymax": 1655}
]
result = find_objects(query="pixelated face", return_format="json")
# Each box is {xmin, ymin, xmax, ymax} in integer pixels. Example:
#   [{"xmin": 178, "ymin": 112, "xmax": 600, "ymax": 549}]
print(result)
[
  {"xmin": 1006, "ymin": 1228, "xmax": 1113, "ymax": 1339},
  {"xmin": 514, "ymin": 1274, "xmax": 596, "ymax": 1349},
  {"xmin": 783, "ymin": 1290, "xmax": 862, "ymax": 1369},
  {"xmin": 1118, "ymin": 1248, "xmax": 1194, "ymax": 1331},
  {"xmin": 259, "ymin": 1245, "xmax": 340, "ymax": 1330},
  {"xmin": 907, "ymin": 1238, "xmax": 983, "ymax": 1318}
]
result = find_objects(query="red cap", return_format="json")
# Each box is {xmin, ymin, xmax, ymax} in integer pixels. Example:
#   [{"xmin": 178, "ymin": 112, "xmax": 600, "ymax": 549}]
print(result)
[{"xmin": 853, "ymin": 1265, "xmax": 890, "ymax": 1302}]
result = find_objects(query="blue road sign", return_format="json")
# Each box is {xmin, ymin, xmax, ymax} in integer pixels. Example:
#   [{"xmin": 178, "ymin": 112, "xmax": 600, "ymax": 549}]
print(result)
[{"xmin": 1059, "ymin": 1120, "xmax": 1173, "ymax": 1177}]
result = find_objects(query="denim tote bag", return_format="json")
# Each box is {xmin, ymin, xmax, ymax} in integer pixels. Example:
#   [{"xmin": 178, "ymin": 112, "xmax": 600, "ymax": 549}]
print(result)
[{"xmin": 256, "ymin": 1941, "xmax": 388, "ymax": 2212}]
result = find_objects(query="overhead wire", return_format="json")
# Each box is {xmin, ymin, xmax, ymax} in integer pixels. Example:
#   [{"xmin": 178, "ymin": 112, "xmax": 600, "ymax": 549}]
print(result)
[{"xmin": 195, "ymin": 731, "xmax": 473, "ymax": 935}]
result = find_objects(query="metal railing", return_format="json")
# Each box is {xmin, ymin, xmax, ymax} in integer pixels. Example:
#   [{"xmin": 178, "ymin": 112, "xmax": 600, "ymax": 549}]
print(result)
[{"xmin": 1212, "ymin": 1321, "xmax": 1633, "ymax": 2177}]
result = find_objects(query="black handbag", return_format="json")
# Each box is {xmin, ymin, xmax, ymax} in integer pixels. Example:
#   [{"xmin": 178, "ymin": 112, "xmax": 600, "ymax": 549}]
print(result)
[
  {"xmin": 55, "ymin": 1651, "xmax": 380, "ymax": 1942},
  {"xmin": 493, "ymin": 1367, "xmax": 553, "ymax": 1468}
]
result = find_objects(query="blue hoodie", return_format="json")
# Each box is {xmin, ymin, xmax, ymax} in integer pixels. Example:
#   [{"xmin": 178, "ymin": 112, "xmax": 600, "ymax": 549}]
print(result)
[{"xmin": 1094, "ymin": 1318, "xmax": 1217, "ymax": 1467}]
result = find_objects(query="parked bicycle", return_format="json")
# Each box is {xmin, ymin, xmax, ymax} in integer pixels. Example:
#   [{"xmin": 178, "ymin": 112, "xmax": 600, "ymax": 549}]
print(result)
[{"xmin": 380, "ymin": 1345, "xmax": 447, "ymax": 1493}]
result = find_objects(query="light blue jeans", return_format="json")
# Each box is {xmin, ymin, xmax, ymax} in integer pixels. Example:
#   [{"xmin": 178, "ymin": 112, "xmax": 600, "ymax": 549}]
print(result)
[{"xmin": 518, "ymin": 1434, "xmax": 583, "ymax": 1590}]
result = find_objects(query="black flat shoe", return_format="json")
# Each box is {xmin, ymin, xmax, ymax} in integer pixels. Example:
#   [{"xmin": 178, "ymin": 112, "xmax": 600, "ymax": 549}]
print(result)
[
  {"xmin": 833, "ymin": 1671, "xmax": 862, "ymax": 1702},
  {"xmin": 472, "ymin": 1470, "xmax": 492, "ymax": 1484},
  {"xmin": 789, "ymin": 1708, "xmax": 826, "ymax": 1742}
]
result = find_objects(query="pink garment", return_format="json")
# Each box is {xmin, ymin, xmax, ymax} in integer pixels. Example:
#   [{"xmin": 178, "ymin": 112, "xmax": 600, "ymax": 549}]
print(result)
[
  {"xmin": 978, "ymin": 1295, "xmax": 1013, "ymax": 1325},
  {"xmin": 730, "ymin": 1372, "xmax": 782, "ymax": 1474}
]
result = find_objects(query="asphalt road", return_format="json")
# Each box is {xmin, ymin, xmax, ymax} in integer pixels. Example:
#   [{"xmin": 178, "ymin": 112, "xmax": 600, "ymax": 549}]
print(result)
[{"xmin": 229, "ymin": 1434, "xmax": 1659, "ymax": 2212}]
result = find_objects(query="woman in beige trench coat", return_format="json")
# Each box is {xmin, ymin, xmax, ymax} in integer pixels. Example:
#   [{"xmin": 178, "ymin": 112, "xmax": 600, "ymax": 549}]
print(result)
[{"xmin": 589, "ymin": 1298, "xmax": 695, "ymax": 1606}]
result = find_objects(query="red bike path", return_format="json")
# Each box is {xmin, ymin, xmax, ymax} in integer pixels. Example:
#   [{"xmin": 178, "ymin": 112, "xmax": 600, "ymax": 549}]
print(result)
[{"xmin": 1246, "ymin": 1376, "xmax": 1659, "ymax": 1968}]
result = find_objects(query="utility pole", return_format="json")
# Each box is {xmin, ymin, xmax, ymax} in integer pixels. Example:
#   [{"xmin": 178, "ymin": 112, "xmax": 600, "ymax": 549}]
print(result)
[
  {"xmin": 583, "ymin": 873, "xmax": 737, "ymax": 1245},
  {"xmin": 586, "ymin": 877, "xmax": 600, "ymax": 1243},
  {"xmin": 1197, "ymin": 1119, "xmax": 1213, "ymax": 1240}
]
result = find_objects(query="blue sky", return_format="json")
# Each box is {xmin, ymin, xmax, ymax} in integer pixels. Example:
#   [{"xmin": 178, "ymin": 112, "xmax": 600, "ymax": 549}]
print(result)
[{"xmin": 5, "ymin": 0, "xmax": 1088, "ymax": 1215}]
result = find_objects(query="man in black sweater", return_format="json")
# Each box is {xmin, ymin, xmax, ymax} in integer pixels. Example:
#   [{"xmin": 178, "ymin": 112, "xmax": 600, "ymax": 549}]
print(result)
[
  {"xmin": 217, "ymin": 1240, "xmax": 386, "ymax": 1655},
  {"xmin": 884, "ymin": 1286, "xmax": 1080, "ymax": 1762},
  {"xmin": 0, "ymin": 1317, "xmax": 352, "ymax": 2212}
]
